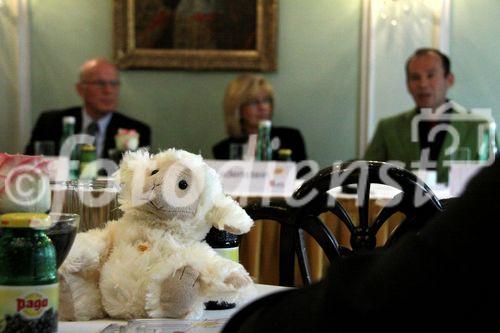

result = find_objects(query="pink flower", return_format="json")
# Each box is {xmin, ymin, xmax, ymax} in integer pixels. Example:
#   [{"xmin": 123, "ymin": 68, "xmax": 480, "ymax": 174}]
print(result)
[{"xmin": 115, "ymin": 128, "xmax": 140, "ymax": 151}]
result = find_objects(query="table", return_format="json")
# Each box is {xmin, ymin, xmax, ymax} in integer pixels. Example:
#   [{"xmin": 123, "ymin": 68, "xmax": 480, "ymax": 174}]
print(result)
[{"xmin": 58, "ymin": 284, "xmax": 288, "ymax": 333}]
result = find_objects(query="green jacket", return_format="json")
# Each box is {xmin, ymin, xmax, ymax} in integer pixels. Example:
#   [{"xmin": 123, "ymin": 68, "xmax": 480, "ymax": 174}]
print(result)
[{"xmin": 364, "ymin": 107, "xmax": 491, "ymax": 183}]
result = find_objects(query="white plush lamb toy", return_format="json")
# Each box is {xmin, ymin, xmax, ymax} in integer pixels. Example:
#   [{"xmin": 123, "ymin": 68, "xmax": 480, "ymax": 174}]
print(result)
[{"xmin": 58, "ymin": 149, "xmax": 255, "ymax": 320}]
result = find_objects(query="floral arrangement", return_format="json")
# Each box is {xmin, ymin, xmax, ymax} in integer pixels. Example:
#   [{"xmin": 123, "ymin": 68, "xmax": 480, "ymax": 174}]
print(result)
[
  {"xmin": 114, "ymin": 128, "xmax": 140, "ymax": 151},
  {"xmin": 0, "ymin": 153, "xmax": 51, "ymax": 213}
]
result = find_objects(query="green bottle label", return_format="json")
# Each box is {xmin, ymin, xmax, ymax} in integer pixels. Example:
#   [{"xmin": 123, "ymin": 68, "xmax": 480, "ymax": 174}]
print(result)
[
  {"xmin": 79, "ymin": 161, "xmax": 97, "ymax": 180},
  {"xmin": 214, "ymin": 247, "xmax": 239, "ymax": 262},
  {"xmin": 0, "ymin": 283, "xmax": 58, "ymax": 332}
]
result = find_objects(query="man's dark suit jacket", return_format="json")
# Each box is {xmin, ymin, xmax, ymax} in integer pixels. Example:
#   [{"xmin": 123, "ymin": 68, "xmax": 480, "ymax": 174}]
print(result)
[
  {"xmin": 25, "ymin": 107, "xmax": 151, "ymax": 158},
  {"xmin": 224, "ymin": 157, "xmax": 500, "ymax": 332}
]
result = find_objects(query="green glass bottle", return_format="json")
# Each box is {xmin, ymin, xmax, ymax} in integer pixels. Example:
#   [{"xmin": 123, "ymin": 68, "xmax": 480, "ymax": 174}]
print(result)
[
  {"xmin": 479, "ymin": 121, "xmax": 497, "ymax": 162},
  {"xmin": 278, "ymin": 148, "xmax": 293, "ymax": 161},
  {"xmin": 79, "ymin": 144, "xmax": 97, "ymax": 180},
  {"xmin": 61, "ymin": 116, "xmax": 80, "ymax": 180},
  {"xmin": 0, "ymin": 213, "xmax": 58, "ymax": 333},
  {"xmin": 256, "ymin": 120, "xmax": 272, "ymax": 161},
  {"xmin": 205, "ymin": 227, "xmax": 240, "ymax": 310}
]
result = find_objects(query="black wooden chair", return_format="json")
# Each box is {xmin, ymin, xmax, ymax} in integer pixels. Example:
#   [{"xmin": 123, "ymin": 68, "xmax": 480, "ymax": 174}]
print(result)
[
  {"xmin": 245, "ymin": 161, "xmax": 443, "ymax": 287},
  {"xmin": 293, "ymin": 161, "xmax": 443, "ymax": 251}
]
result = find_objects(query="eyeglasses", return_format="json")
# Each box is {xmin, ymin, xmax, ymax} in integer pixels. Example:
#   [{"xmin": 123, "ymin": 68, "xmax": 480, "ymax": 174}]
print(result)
[
  {"xmin": 242, "ymin": 97, "xmax": 272, "ymax": 108},
  {"xmin": 82, "ymin": 80, "xmax": 121, "ymax": 89}
]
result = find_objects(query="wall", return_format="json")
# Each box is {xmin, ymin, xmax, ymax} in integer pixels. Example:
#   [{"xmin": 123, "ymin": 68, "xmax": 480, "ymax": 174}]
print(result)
[
  {"xmin": 0, "ymin": 1, "xmax": 19, "ymax": 152},
  {"xmin": 28, "ymin": 0, "xmax": 361, "ymax": 169},
  {"xmin": 451, "ymin": 0, "xmax": 500, "ymax": 123},
  {"xmin": 369, "ymin": 0, "xmax": 442, "ymax": 141},
  {"xmin": 25, "ymin": 0, "xmax": 500, "ymax": 169}
]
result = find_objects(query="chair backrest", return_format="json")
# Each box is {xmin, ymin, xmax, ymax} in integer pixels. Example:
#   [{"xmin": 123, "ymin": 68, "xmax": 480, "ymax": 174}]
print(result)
[
  {"xmin": 244, "ymin": 202, "xmax": 341, "ymax": 287},
  {"xmin": 293, "ymin": 161, "xmax": 443, "ymax": 251},
  {"xmin": 244, "ymin": 161, "xmax": 442, "ymax": 287}
]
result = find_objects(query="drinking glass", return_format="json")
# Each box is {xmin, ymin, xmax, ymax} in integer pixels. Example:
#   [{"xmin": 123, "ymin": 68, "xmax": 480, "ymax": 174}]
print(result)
[
  {"xmin": 65, "ymin": 180, "xmax": 122, "ymax": 232},
  {"xmin": 50, "ymin": 179, "xmax": 121, "ymax": 233},
  {"xmin": 229, "ymin": 143, "xmax": 244, "ymax": 160},
  {"xmin": 45, "ymin": 213, "xmax": 79, "ymax": 268},
  {"xmin": 34, "ymin": 140, "xmax": 56, "ymax": 156}
]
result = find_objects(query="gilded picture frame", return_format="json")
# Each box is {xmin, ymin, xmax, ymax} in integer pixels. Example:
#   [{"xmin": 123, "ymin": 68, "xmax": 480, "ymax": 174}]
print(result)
[{"xmin": 113, "ymin": 0, "xmax": 278, "ymax": 71}]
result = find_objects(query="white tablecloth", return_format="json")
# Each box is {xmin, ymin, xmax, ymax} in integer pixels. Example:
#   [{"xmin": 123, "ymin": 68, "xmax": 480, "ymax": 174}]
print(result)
[
  {"xmin": 58, "ymin": 284, "xmax": 288, "ymax": 333},
  {"xmin": 328, "ymin": 183, "xmax": 451, "ymax": 200}
]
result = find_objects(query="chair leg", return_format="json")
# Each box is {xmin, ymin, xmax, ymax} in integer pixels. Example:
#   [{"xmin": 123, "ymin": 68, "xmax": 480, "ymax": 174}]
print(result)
[{"xmin": 279, "ymin": 224, "xmax": 297, "ymax": 287}]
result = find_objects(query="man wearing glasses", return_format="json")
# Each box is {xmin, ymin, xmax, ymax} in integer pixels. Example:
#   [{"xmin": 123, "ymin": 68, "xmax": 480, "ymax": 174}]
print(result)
[{"xmin": 25, "ymin": 58, "xmax": 151, "ymax": 158}]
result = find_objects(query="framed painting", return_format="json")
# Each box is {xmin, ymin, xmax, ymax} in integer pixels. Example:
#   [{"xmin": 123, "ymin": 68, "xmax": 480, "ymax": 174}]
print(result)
[{"xmin": 113, "ymin": 0, "xmax": 278, "ymax": 71}]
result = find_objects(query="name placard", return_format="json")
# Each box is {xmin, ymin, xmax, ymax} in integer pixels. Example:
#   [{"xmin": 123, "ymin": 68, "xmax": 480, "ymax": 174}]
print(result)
[{"xmin": 205, "ymin": 160, "xmax": 297, "ymax": 197}]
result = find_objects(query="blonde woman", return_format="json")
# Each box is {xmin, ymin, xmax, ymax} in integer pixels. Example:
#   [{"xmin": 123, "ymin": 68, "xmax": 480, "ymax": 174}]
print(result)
[{"xmin": 212, "ymin": 74, "xmax": 307, "ymax": 162}]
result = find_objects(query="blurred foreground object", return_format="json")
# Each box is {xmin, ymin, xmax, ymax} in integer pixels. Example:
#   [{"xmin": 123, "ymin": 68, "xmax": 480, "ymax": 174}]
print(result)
[{"xmin": 0, "ymin": 213, "xmax": 58, "ymax": 332}]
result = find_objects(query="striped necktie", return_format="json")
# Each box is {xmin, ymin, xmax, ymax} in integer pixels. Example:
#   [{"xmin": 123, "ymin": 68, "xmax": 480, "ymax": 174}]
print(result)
[{"xmin": 86, "ymin": 122, "xmax": 99, "ymax": 140}]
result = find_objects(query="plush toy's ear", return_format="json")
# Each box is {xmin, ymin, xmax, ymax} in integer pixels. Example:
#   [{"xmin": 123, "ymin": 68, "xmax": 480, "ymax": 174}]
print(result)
[
  {"xmin": 114, "ymin": 149, "xmax": 154, "ymax": 210},
  {"xmin": 115, "ymin": 149, "xmax": 151, "ymax": 184},
  {"xmin": 198, "ymin": 163, "xmax": 253, "ymax": 234},
  {"xmin": 205, "ymin": 193, "xmax": 253, "ymax": 235}
]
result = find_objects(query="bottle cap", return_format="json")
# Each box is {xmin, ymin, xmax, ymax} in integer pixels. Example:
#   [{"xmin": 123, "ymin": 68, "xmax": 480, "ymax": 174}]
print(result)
[
  {"xmin": 278, "ymin": 149, "xmax": 292, "ymax": 156},
  {"xmin": 62, "ymin": 116, "xmax": 76, "ymax": 125},
  {"xmin": 0, "ymin": 213, "xmax": 52, "ymax": 229},
  {"xmin": 205, "ymin": 227, "xmax": 239, "ymax": 245},
  {"xmin": 258, "ymin": 120, "xmax": 272, "ymax": 128},
  {"xmin": 80, "ymin": 144, "xmax": 96, "ymax": 152}
]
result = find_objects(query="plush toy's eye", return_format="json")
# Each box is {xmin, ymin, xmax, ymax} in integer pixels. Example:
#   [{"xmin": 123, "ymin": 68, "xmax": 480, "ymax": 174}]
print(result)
[
  {"xmin": 178, "ymin": 179, "xmax": 188, "ymax": 190},
  {"xmin": 150, "ymin": 169, "xmax": 159, "ymax": 176}
]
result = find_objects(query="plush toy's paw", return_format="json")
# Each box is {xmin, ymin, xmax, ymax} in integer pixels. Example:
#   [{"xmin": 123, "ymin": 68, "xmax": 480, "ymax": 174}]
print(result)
[
  {"xmin": 223, "ymin": 271, "xmax": 253, "ymax": 289},
  {"xmin": 60, "ymin": 232, "xmax": 105, "ymax": 274},
  {"xmin": 57, "ymin": 271, "xmax": 105, "ymax": 321},
  {"xmin": 160, "ymin": 266, "xmax": 201, "ymax": 318},
  {"xmin": 58, "ymin": 273, "xmax": 76, "ymax": 321}
]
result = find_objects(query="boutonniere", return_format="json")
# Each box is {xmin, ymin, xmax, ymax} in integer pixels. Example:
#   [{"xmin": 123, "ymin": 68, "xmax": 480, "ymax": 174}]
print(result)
[
  {"xmin": 115, "ymin": 128, "xmax": 140, "ymax": 151},
  {"xmin": 0, "ymin": 153, "xmax": 51, "ymax": 213}
]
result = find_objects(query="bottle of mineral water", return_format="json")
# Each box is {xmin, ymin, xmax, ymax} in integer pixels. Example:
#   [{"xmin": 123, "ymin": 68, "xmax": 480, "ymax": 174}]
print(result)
[
  {"xmin": 204, "ymin": 227, "xmax": 240, "ymax": 310},
  {"xmin": 256, "ymin": 120, "xmax": 272, "ymax": 161},
  {"xmin": 60, "ymin": 116, "xmax": 79, "ymax": 180}
]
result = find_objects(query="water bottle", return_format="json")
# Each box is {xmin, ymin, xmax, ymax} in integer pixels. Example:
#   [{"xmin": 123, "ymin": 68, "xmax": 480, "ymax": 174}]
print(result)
[
  {"xmin": 0, "ymin": 213, "xmax": 58, "ymax": 332},
  {"xmin": 79, "ymin": 144, "xmax": 97, "ymax": 180},
  {"xmin": 204, "ymin": 227, "xmax": 240, "ymax": 310},
  {"xmin": 479, "ymin": 121, "xmax": 497, "ymax": 161},
  {"xmin": 60, "ymin": 116, "xmax": 79, "ymax": 180},
  {"xmin": 278, "ymin": 149, "xmax": 292, "ymax": 161},
  {"xmin": 256, "ymin": 120, "xmax": 272, "ymax": 161}
]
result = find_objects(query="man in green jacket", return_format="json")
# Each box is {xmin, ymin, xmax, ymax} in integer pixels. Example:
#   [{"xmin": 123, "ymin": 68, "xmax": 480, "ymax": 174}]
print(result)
[{"xmin": 364, "ymin": 48, "xmax": 494, "ymax": 183}]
